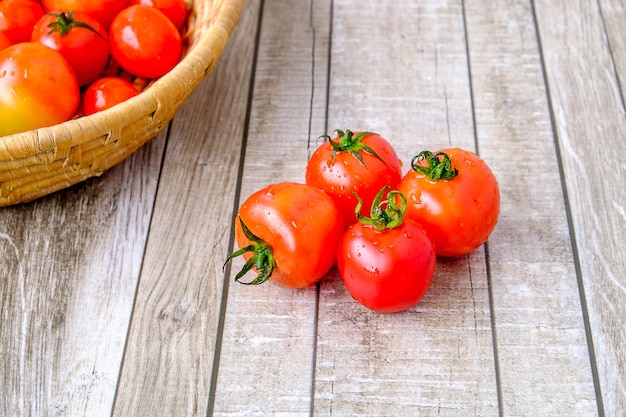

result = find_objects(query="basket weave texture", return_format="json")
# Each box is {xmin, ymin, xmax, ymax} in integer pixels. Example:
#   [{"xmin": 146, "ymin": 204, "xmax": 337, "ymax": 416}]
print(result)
[{"xmin": 0, "ymin": 0, "xmax": 244, "ymax": 207}]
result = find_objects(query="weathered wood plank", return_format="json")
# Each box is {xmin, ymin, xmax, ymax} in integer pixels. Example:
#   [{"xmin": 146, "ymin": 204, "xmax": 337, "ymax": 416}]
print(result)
[
  {"xmin": 0, "ymin": 112, "xmax": 166, "ymax": 415},
  {"xmin": 535, "ymin": 0, "xmax": 626, "ymax": 415},
  {"xmin": 107, "ymin": 2, "xmax": 257, "ymax": 416},
  {"xmin": 314, "ymin": 1, "xmax": 498, "ymax": 415},
  {"xmin": 212, "ymin": 0, "xmax": 331, "ymax": 414},
  {"xmin": 465, "ymin": 0, "xmax": 599, "ymax": 414}
]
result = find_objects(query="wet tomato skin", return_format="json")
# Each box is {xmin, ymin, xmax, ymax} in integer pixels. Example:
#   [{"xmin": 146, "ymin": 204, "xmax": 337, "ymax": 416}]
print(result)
[
  {"xmin": 337, "ymin": 218, "xmax": 436, "ymax": 313},
  {"xmin": 398, "ymin": 148, "xmax": 500, "ymax": 257},
  {"xmin": 235, "ymin": 182, "xmax": 345, "ymax": 288}
]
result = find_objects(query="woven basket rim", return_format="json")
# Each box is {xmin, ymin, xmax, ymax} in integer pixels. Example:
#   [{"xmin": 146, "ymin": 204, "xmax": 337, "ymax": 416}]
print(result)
[{"xmin": 0, "ymin": 0, "xmax": 244, "ymax": 206}]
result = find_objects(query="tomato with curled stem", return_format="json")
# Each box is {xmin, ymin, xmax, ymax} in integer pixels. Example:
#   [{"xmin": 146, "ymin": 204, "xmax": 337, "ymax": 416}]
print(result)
[
  {"xmin": 110, "ymin": 5, "xmax": 182, "ymax": 79},
  {"xmin": 398, "ymin": 148, "xmax": 500, "ymax": 257},
  {"xmin": 0, "ymin": 42, "xmax": 79, "ymax": 136},
  {"xmin": 225, "ymin": 182, "xmax": 345, "ymax": 289},
  {"xmin": 31, "ymin": 10, "xmax": 110, "ymax": 86},
  {"xmin": 305, "ymin": 129, "xmax": 403, "ymax": 226},
  {"xmin": 337, "ymin": 186, "xmax": 436, "ymax": 313}
]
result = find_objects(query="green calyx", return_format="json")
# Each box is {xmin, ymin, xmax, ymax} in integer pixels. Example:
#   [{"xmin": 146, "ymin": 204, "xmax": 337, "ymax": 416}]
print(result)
[
  {"xmin": 46, "ymin": 11, "xmax": 103, "ymax": 38},
  {"xmin": 223, "ymin": 217, "xmax": 275, "ymax": 285},
  {"xmin": 354, "ymin": 185, "xmax": 407, "ymax": 231},
  {"xmin": 410, "ymin": 150, "xmax": 458, "ymax": 181},
  {"xmin": 323, "ymin": 129, "xmax": 385, "ymax": 168}
]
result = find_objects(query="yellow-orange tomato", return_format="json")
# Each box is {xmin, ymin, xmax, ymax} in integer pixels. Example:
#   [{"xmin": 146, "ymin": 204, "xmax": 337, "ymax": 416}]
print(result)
[{"xmin": 0, "ymin": 42, "xmax": 79, "ymax": 136}]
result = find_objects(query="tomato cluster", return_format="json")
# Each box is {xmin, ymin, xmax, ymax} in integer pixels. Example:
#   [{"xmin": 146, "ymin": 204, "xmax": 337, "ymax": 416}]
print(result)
[
  {"xmin": 225, "ymin": 130, "xmax": 501, "ymax": 313},
  {"xmin": 0, "ymin": 0, "xmax": 188, "ymax": 136}
]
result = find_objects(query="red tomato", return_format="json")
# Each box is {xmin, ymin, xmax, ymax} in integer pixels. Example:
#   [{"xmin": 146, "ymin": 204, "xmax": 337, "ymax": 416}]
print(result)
[
  {"xmin": 31, "ymin": 11, "xmax": 110, "ymax": 86},
  {"xmin": 41, "ymin": 0, "xmax": 129, "ymax": 28},
  {"xmin": 0, "ymin": 0, "xmax": 44, "ymax": 44},
  {"xmin": 130, "ymin": 0, "xmax": 187, "ymax": 29},
  {"xmin": 398, "ymin": 148, "xmax": 500, "ymax": 257},
  {"xmin": 83, "ymin": 77, "xmax": 138, "ymax": 115},
  {"xmin": 0, "ymin": 31, "xmax": 10, "ymax": 50},
  {"xmin": 337, "ymin": 186, "xmax": 436, "ymax": 313},
  {"xmin": 0, "ymin": 42, "xmax": 79, "ymax": 136},
  {"xmin": 305, "ymin": 129, "xmax": 403, "ymax": 226},
  {"xmin": 225, "ymin": 182, "xmax": 345, "ymax": 288},
  {"xmin": 109, "ymin": 5, "xmax": 182, "ymax": 79}
]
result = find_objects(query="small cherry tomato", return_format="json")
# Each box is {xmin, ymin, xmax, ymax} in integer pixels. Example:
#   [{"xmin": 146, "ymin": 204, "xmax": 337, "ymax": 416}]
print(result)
[
  {"xmin": 109, "ymin": 5, "xmax": 182, "ymax": 79},
  {"xmin": 398, "ymin": 148, "xmax": 500, "ymax": 257},
  {"xmin": 305, "ymin": 129, "xmax": 403, "ymax": 227},
  {"xmin": 337, "ymin": 186, "xmax": 436, "ymax": 313},
  {"xmin": 0, "ymin": 0, "xmax": 44, "ymax": 44},
  {"xmin": 130, "ymin": 0, "xmax": 187, "ymax": 29},
  {"xmin": 225, "ymin": 182, "xmax": 345, "ymax": 289},
  {"xmin": 41, "ymin": 0, "xmax": 130, "ymax": 29},
  {"xmin": 0, "ymin": 31, "xmax": 10, "ymax": 50},
  {"xmin": 32, "ymin": 10, "xmax": 110, "ymax": 86},
  {"xmin": 83, "ymin": 77, "xmax": 138, "ymax": 115},
  {"xmin": 0, "ymin": 42, "xmax": 79, "ymax": 136}
]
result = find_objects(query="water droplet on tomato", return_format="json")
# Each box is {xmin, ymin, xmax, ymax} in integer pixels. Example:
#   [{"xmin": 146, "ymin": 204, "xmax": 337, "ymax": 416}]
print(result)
[
  {"xmin": 0, "ymin": 71, "xmax": 5, "ymax": 78},
  {"xmin": 373, "ymin": 240, "xmax": 379, "ymax": 246},
  {"xmin": 291, "ymin": 220, "xmax": 298, "ymax": 229},
  {"xmin": 307, "ymin": 201, "xmax": 314, "ymax": 208},
  {"xmin": 382, "ymin": 147, "xmax": 390, "ymax": 153},
  {"xmin": 403, "ymin": 230, "xmax": 413, "ymax": 238}
]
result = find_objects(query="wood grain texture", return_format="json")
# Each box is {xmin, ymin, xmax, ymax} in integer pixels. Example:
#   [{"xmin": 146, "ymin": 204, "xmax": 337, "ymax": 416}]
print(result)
[
  {"xmin": 314, "ymin": 1, "xmax": 497, "ymax": 415},
  {"xmin": 535, "ymin": 0, "xmax": 626, "ymax": 415},
  {"xmin": 109, "ymin": 3, "xmax": 259, "ymax": 416},
  {"xmin": 213, "ymin": 0, "xmax": 330, "ymax": 414},
  {"xmin": 0, "ymin": 123, "xmax": 165, "ymax": 416},
  {"xmin": 466, "ymin": 0, "xmax": 599, "ymax": 414}
]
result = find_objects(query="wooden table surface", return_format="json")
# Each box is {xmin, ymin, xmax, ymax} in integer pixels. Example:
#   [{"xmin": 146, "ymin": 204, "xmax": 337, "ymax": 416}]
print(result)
[{"xmin": 2, "ymin": 0, "xmax": 625, "ymax": 415}]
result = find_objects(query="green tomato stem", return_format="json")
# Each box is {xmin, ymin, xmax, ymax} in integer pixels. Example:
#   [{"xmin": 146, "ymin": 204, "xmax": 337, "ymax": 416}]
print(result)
[
  {"xmin": 323, "ymin": 129, "xmax": 386, "ymax": 169},
  {"xmin": 410, "ymin": 150, "xmax": 458, "ymax": 181},
  {"xmin": 354, "ymin": 185, "xmax": 407, "ymax": 231},
  {"xmin": 223, "ymin": 217, "xmax": 275, "ymax": 285}
]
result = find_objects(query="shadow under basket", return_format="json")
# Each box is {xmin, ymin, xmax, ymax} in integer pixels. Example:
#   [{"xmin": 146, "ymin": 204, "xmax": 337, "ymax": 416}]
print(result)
[{"xmin": 0, "ymin": 0, "xmax": 244, "ymax": 207}]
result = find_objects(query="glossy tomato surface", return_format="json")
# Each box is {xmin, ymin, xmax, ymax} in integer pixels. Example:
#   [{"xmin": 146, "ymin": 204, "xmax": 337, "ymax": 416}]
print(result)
[
  {"xmin": 305, "ymin": 130, "xmax": 403, "ymax": 226},
  {"xmin": 131, "ymin": 0, "xmax": 187, "ymax": 29},
  {"xmin": 110, "ymin": 5, "xmax": 182, "ymax": 79},
  {"xmin": 32, "ymin": 10, "xmax": 110, "ymax": 86},
  {"xmin": 41, "ymin": 0, "xmax": 129, "ymax": 28},
  {"xmin": 83, "ymin": 77, "xmax": 138, "ymax": 115},
  {"xmin": 0, "ymin": 42, "xmax": 79, "ymax": 136},
  {"xmin": 398, "ymin": 148, "xmax": 500, "ymax": 257},
  {"xmin": 337, "ymin": 218, "xmax": 436, "ymax": 313},
  {"xmin": 234, "ymin": 182, "xmax": 345, "ymax": 288},
  {"xmin": 0, "ymin": 0, "xmax": 44, "ymax": 44}
]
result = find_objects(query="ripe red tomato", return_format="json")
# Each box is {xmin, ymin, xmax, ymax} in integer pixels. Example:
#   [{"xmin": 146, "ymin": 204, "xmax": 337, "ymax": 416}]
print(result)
[
  {"xmin": 109, "ymin": 5, "xmax": 182, "ymax": 79},
  {"xmin": 0, "ymin": 0, "xmax": 44, "ymax": 44},
  {"xmin": 0, "ymin": 42, "xmax": 79, "ymax": 136},
  {"xmin": 305, "ymin": 129, "xmax": 403, "ymax": 226},
  {"xmin": 0, "ymin": 31, "xmax": 10, "ymax": 50},
  {"xmin": 83, "ymin": 77, "xmax": 138, "ymax": 115},
  {"xmin": 130, "ymin": 0, "xmax": 187, "ymax": 29},
  {"xmin": 337, "ymin": 186, "xmax": 436, "ymax": 313},
  {"xmin": 31, "ymin": 11, "xmax": 110, "ymax": 86},
  {"xmin": 41, "ymin": 0, "xmax": 130, "ymax": 29},
  {"xmin": 398, "ymin": 148, "xmax": 500, "ymax": 257},
  {"xmin": 225, "ymin": 182, "xmax": 345, "ymax": 288}
]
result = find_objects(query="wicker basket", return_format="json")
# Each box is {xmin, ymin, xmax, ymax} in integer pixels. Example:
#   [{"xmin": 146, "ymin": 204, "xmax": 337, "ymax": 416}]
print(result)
[{"xmin": 0, "ymin": 0, "xmax": 244, "ymax": 207}]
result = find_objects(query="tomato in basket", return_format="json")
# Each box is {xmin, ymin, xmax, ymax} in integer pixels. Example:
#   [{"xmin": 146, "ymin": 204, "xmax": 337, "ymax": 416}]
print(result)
[
  {"xmin": 0, "ymin": 0, "xmax": 44, "ymax": 44},
  {"xmin": 83, "ymin": 77, "xmax": 139, "ymax": 115},
  {"xmin": 110, "ymin": 4, "xmax": 182, "ymax": 79},
  {"xmin": 41, "ymin": 0, "xmax": 130, "ymax": 29},
  {"xmin": 31, "ymin": 10, "xmax": 110, "ymax": 86},
  {"xmin": 131, "ymin": 0, "xmax": 187, "ymax": 30},
  {"xmin": 0, "ymin": 42, "xmax": 79, "ymax": 136}
]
